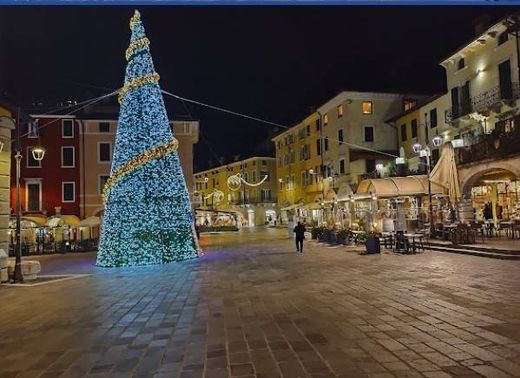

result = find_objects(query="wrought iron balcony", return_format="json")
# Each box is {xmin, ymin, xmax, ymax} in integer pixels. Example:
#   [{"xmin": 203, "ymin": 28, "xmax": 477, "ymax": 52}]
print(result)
[
  {"xmin": 456, "ymin": 126, "xmax": 520, "ymax": 165},
  {"xmin": 445, "ymin": 83, "xmax": 520, "ymax": 123}
]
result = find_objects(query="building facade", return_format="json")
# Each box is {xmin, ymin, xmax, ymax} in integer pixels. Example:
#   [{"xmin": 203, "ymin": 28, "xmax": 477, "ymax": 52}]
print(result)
[
  {"xmin": 392, "ymin": 14, "xmax": 520, "ymax": 222},
  {"xmin": 193, "ymin": 156, "xmax": 278, "ymax": 226},
  {"xmin": 12, "ymin": 110, "xmax": 199, "ymax": 221},
  {"xmin": 0, "ymin": 105, "xmax": 14, "ymax": 253},
  {"xmin": 272, "ymin": 91, "xmax": 426, "ymax": 222}
]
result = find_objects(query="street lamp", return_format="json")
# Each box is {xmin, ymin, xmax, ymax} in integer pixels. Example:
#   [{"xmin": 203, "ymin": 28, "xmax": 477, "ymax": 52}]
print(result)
[
  {"xmin": 0, "ymin": 112, "xmax": 45, "ymax": 283},
  {"xmin": 413, "ymin": 137, "xmax": 438, "ymax": 234}
]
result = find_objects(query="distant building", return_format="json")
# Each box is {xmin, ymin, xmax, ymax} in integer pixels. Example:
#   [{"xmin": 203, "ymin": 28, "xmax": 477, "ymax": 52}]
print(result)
[
  {"xmin": 272, "ymin": 91, "xmax": 426, "ymax": 223},
  {"xmin": 193, "ymin": 156, "xmax": 278, "ymax": 226}
]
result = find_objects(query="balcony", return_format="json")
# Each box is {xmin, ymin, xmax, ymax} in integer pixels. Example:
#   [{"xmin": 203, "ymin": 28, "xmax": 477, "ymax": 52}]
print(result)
[
  {"xmin": 456, "ymin": 126, "xmax": 520, "ymax": 165},
  {"xmin": 445, "ymin": 83, "xmax": 520, "ymax": 123}
]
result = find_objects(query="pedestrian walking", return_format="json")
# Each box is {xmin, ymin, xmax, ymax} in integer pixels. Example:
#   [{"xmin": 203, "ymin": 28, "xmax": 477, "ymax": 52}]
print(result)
[{"xmin": 293, "ymin": 221, "xmax": 306, "ymax": 254}]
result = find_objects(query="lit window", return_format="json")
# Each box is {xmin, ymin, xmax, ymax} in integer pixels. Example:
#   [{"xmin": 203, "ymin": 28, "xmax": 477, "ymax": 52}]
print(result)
[
  {"xmin": 404, "ymin": 100, "xmax": 416, "ymax": 111},
  {"xmin": 62, "ymin": 119, "xmax": 74, "ymax": 138},
  {"xmin": 62, "ymin": 182, "xmax": 75, "ymax": 203},
  {"xmin": 362, "ymin": 101, "xmax": 373, "ymax": 115},
  {"xmin": 337, "ymin": 105, "xmax": 343, "ymax": 118},
  {"xmin": 323, "ymin": 114, "xmax": 329, "ymax": 125}
]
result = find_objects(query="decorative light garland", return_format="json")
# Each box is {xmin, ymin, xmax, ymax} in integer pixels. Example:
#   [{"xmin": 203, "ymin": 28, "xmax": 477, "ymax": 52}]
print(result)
[
  {"xmin": 226, "ymin": 173, "xmax": 268, "ymax": 191},
  {"xmin": 125, "ymin": 37, "xmax": 150, "ymax": 60},
  {"xmin": 118, "ymin": 73, "xmax": 160, "ymax": 104},
  {"xmin": 102, "ymin": 139, "xmax": 178, "ymax": 203},
  {"xmin": 129, "ymin": 9, "xmax": 141, "ymax": 28}
]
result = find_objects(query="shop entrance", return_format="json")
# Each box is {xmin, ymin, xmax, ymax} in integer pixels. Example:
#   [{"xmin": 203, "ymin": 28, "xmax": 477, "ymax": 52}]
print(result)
[{"xmin": 463, "ymin": 169, "xmax": 520, "ymax": 222}]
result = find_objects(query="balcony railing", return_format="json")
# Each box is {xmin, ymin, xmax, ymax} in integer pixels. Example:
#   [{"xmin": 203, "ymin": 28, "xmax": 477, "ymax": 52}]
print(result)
[
  {"xmin": 445, "ymin": 83, "xmax": 520, "ymax": 123},
  {"xmin": 456, "ymin": 127, "xmax": 520, "ymax": 165}
]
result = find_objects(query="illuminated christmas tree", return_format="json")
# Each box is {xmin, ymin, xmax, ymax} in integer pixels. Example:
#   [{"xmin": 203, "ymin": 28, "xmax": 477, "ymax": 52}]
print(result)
[{"xmin": 97, "ymin": 10, "xmax": 198, "ymax": 267}]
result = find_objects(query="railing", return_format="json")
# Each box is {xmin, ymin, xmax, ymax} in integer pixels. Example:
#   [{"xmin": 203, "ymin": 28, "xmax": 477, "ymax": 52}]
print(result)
[
  {"xmin": 456, "ymin": 128, "xmax": 520, "ymax": 165},
  {"xmin": 446, "ymin": 83, "xmax": 520, "ymax": 123}
]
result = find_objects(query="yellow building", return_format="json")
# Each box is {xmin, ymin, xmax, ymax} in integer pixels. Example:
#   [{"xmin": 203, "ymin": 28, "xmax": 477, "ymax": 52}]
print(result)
[
  {"xmin": 80, "ymin": 115, "xmax": 199, "ymax": 218},
  {"xmin": 193, "ymin": 156, "xmax": 278, "ymax": 226}
]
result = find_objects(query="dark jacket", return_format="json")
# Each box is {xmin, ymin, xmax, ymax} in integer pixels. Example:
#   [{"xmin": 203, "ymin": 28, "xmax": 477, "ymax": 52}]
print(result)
[{"xmin": 293, "ymin": 224, "xmax": 306, "ymax": 240}]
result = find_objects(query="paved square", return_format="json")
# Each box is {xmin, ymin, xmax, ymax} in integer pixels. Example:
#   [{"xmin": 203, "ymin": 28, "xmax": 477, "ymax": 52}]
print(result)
[{"xmin": 1, "ymin": 228, "xmax": 520, "ymax": 377}]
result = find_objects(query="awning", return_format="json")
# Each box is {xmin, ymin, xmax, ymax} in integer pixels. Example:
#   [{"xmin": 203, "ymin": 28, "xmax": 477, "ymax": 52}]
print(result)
[
  {"xmin": 46, "ymin": 215, "xmax": 81, "ymax": 227},
  {"xmin": 336, "ymin": 184, "xmax": 353, "ymax": 201},
  {"xmin": 301, "ymin": 202, "xmax": 322, "ymax": 210},
  {"xmin": 79, "ymin": 216, "xmax": 101, "ymax": 227},
  {"xmin": 22, "ymin": 215, "xmax": 47, "ymax": 227},
  {"xmin": 356, "ymin": 175, "xmax": 445, "ymax": 198}
]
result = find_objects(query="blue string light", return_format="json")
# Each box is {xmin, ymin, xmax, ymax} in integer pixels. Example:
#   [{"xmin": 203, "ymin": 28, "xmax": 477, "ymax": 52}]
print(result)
[{"xmin": 96, "ymin": 10, "xmax": 198, "ymax": 267}]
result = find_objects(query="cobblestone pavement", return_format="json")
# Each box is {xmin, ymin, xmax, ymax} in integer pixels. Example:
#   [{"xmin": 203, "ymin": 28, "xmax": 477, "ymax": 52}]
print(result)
[{"xmin": 2, "ymin": 227, "xmax": 520, "ymax": 378}]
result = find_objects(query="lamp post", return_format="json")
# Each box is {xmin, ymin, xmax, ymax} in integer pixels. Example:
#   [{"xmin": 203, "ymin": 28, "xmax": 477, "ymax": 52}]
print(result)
[
  {"xmin": 1, "ymin": 112, "xmax": 45, "ymax": 283},
  {"xmin": 413, "ymin": 134, "xmax": 442, "ymax": 234}
]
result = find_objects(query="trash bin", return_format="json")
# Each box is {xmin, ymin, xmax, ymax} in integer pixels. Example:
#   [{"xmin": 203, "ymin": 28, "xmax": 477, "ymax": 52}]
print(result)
[{"xmin": 0, "ymin": 249, "xmax": 8, "ymax": 283}]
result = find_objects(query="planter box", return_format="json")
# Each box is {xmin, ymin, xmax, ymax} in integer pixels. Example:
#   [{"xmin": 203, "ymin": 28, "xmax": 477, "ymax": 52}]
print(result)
[{"xmin": 365, "ymin": 235, "xmax": 381, "ymax": 254}]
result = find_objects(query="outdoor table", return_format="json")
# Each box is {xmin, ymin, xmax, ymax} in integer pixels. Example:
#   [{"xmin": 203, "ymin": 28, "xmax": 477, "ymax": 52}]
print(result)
[
  {"xmin": 500, "ymin": 221, "xmax": 514, "ymax": 239},
  {"xmin": 441, "ymin": 224, "xmax": 457, "ymax": 241},
  {"xmin": 404, "ymin": 233, "xmax": 425, "ymax": 254}
]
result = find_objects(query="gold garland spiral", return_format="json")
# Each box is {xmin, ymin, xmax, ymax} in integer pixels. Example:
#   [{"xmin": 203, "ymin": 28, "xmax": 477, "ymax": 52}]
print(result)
[
  {"xmin": 125, "ymin": 37, "xmax": 150, "ymax": 61},
  {"xmin": 102, "ymin": 139, "xmax": 179, "ymax": 203},
  {"xmin": 118, "ymin": 73, "xmax": 160, "ymax": 104}
]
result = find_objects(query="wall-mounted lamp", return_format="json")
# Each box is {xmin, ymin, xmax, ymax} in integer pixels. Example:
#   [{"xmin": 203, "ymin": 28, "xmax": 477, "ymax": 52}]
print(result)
[{"xmin": 432, "ymin": 134, "xmax": 443, "ymax": 147}]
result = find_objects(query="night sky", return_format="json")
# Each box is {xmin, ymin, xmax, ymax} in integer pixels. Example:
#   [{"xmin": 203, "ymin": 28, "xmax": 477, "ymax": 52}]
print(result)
[{"xmin": 0, "ymin": 6, "xmax": 515, "ymax": 171}]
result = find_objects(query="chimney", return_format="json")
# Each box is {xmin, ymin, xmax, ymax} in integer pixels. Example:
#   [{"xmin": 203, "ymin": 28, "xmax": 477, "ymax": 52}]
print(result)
[{"xmin": 473, "ymin": 15, "xmax": 493, "ymax": 37}]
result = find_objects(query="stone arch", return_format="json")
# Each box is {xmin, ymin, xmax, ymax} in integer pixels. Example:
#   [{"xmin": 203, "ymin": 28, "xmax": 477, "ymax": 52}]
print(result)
[{"xmin": 459, "ymin": 160, "xmax": 520, "ymax": 195}]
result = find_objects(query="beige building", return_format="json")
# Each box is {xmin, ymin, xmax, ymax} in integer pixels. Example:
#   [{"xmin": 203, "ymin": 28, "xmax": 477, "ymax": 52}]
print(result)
[
  {"xmin": 272, "ymin": 91, "xmax": 426, "ymax": 224},
  {"xmin": 193, "ymin": 156, "xmax": 278, "ymax": 226},
  {"xmin": 80, "ymin": 116, "xmax": 199, "ymax": 218},
  {"xmin": 392, "ymin": 15, "xmax": 520, "ymax": 222}
]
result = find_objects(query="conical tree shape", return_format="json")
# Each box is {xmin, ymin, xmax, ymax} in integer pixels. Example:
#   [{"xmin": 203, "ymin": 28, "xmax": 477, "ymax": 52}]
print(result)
[{"xmin": 97, "ymin": 10, "xmax": 198, "ymax": 267}]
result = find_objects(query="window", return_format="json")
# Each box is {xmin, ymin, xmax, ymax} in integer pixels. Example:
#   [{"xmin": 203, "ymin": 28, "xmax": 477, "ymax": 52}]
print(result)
[
  {"xmin": 337, "ymin": 105, "xmax": 343, "ymax": 118},
  {"xmin": 262, "ymin": 160, "xmax": 267, "ymax": 165},
  {"xmin": 27, "ymin": 122, "xmax": 38, "ymax": 138},
  {"xmin": 430, "ymin": 108, "xmax": 438, "ymax": 128},
  {"xmin": 260, "ymin": 170, "xmax": 269, "ymax": 181},
  {"xmin": 316, "ymin": 139, "xmax": 322, "ymax": 156},
  {"xmin": 411, "ymin": 119, "xmax": 418, "ymax": 138},
  {"xmin": 62, "ymin": 182, "xmax": 75, "ymax": 203},
  {"xmin": 261, "ymin": 189, "xmax": 271, "ymax": 201},
  {"xmin": 324, "ymin": 137, "xmax": 329, "ymax": 151},
  {"xmin": 252, "ymin": 171, "xmax": 256, "ymax": 182},
  {"xmin": 366, "ymin": 159, "xmax": 376, "ymax": 173},
  {"xmin": 26, "ymin": 181, "xmax": 41, "ymax": 212},
  {"xmin": 61, "ymin": 147, "xmax": 75, "ymax": 168},
  {"xmin": 315, "ymin": 119, "xmax": 320, "ymax": 131},
  {"xmin": 362, "ymin": 101, "xmax": 373, "ymax": 115},
  {"xmin": 323, "ymin": 114, "xmax": 329, "ymax": 125},
  {"xmin": 306, "ymin": 125, "xmax": 311, "ymax": 136},
  {"xmin": 339, "ymin": 159, "xmax": 346, "ymax": 174},
  {"xmin": 62, "ymin": 119, "xmax": 74, "ymax": 138},
  {"xmin": 98, "ymin": 142, "xmax": 111, "ymax": 163},
  {"xmin": 457, "ymin": 58, "xmax": 465, "ymax": 70},
  {"xmin": 403, "ymin": 99, "xmax": 417, "ymax": 111},
  {"xmin": 338, "ymin": 129, "xmax": 344, "ymax": 144},
  {"xmin": 99, "ymin": 122, "xmax": 110, "ymax": 133},
  {"xmin": 26, "ymin": 147, "xmax": 41, "ymax": 168},
  {"xmin": 401, "ymin": 124, "xmax": 407, "ymax": 142},
  {"xmin": 498, "ymin": 31, "xmax": 508, "ymax": 46},
  {"xmin": 364, "ymin": 126, "xmax": 374, "ymax": 142}
]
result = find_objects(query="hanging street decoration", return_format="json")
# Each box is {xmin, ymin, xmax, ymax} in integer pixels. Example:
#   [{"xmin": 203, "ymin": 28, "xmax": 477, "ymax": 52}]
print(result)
[
  {"xmin": 226, "ymin": 173, "xmax": 268, "ymax": 191},
  {"xmin": 96, "ymin": 10, "xmax": 199, "ymax": 268}
]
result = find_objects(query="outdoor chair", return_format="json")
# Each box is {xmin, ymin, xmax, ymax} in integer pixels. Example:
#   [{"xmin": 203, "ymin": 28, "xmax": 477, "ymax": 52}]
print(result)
[
  {"xmin": 392, "ymin": 231, "xmax": 409, "ymax": 253},
  {"xmin": 470, "ymin": 221, "xmax": 485, "ymax": 243}
]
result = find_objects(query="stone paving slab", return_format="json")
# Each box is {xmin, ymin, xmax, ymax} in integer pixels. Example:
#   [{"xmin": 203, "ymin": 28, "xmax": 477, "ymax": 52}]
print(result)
[{"xmin": 1, "ymin": 228, "xmax": 520, "ymax": 378}]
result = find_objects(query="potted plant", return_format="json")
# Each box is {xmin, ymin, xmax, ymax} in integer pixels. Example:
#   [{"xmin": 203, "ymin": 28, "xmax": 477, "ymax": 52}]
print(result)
[
  {"xmin": 311, "ymin": 226, "xmax": 324, "ymax": 240},
  {"xmin": 337, "ymin": 228, "xmax": 350, "ymax": 245}
]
